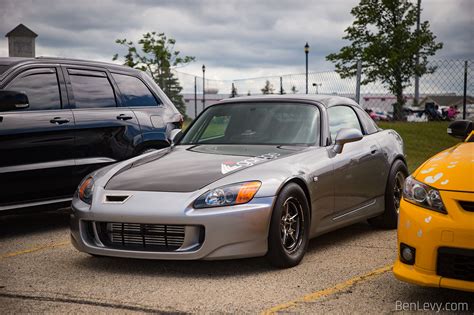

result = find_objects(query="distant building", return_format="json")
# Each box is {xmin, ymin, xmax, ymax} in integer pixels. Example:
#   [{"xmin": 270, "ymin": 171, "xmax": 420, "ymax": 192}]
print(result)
[
  {"xmin": 5, "ymin": 24, "xmax": 37, "ymax": 57},
  {"xmin": 419, "ymin": 95, "xmax": 474, "ymax": 108},
  {"xmin": 361, "ymin": 94, "xmax": 415, "ymax": 111}
]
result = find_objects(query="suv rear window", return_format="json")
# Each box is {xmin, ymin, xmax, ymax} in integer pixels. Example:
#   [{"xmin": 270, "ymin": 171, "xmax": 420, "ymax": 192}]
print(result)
[
  {"xmin": 69, "ymin": 71, "xmax": 117, "ymax": 108},
  {"xmin": 112, "ymin": 73, "xmax": 160, "ymax": 107}
]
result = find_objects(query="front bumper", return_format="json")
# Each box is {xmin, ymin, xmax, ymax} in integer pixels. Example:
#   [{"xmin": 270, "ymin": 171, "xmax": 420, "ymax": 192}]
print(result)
[
  {"xmin": 393, "ymin": 191, "xmax": 474, "ymax": 292},
  {"xmin": 70, "ymin": 188, "xmax": 275, "ymax": 260}
]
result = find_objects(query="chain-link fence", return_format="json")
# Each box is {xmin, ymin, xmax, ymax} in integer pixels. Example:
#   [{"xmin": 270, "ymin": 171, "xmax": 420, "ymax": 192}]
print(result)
[{"xmin": 173, "ymin": 59, "xmax": 473, "ymax": 121}]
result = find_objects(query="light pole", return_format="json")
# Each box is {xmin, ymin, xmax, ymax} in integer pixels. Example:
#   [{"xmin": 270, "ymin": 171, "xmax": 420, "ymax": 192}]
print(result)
[
  {"xmin": 202, "ymin": 64, "xmax": 206, "ymax": 111},
  {"xmin": 312, "ymin": 83, "xmax": 322, "ymax": 94},
  {"xmin": 194, "ymin": 76, "xmax": 197, "ymax": 117},
  {"xmin": 304, "ymin": 42, "xmax": 310, "ymax": 94}
]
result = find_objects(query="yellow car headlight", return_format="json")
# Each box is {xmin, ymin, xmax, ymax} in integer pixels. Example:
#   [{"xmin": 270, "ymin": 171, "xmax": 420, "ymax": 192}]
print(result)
[{"xmin": 403, "ymin": 176, "xmax": 446, "ymax": 214}]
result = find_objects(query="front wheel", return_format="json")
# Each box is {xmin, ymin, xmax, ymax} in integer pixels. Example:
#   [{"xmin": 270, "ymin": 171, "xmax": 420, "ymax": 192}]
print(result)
[
  {"xmin": 266, "ymin": 183, "xmax": 310, "ymax": 268},
  {"xmin": 368, "ymin": 159, "xmax": 408, "ymax": 229}
]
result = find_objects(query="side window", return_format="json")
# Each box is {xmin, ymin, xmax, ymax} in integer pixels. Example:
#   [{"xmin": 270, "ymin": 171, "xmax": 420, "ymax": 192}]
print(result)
[
  {"xmin": 354, "ymin": 107, "xmax": 379, "ymax": 135},
  {"xmin": 112, "ymin": 73, "xmax": 161, "ymax": 107},
  {"xmin": 69, "ymin": 70, "xmax": 116, "ymax": 108},
  {"xmin": 7, "ymin": 69, "xmax": 61, "ymax": 111},
  {"xmin": 327, "ymin": 106, "xmax": 362, "ymax": 141}
]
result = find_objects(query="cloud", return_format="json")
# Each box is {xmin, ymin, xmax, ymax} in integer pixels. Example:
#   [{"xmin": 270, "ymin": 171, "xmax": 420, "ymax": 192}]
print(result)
[{"xmin": 0, "ymin": 0, "xmax": 472, "ymax": 81}]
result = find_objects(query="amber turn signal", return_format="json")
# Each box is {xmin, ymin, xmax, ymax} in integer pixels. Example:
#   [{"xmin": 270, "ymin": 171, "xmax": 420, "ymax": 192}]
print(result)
[{"xmin": 236, "ymin": 181, "xmax": 262, "ymax": 204}]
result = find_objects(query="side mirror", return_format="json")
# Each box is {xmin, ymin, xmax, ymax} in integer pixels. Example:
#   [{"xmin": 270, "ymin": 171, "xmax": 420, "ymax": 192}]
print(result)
[
  {"xmin": 447, "ymin": 120, "xmax": 472, "ymax": 140},
  {"xmin": 0, "ymin": 90, "xmax": 29, "ymax": 111},
  {"xmin": 333, "ymin": 128, "xmax": 363, "ymax": 154},
  {"xmin": 169, "ymin": 128, "xmax": 182, "ymax": 145}
]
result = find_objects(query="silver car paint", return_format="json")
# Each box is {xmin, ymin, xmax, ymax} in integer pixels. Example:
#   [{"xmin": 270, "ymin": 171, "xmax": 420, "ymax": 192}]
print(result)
[{"xmin": 70, "ymin": 95, "xmax": 405, "ymax": 260}]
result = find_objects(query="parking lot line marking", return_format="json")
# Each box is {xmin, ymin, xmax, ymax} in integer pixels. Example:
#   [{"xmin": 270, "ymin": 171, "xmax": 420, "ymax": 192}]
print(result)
[
  {"xmin": 261, "ymin": 264, "xmax": 392, "ymax": 314},
  {"xmin": 0, "ymin": 241, "xmax": 69, "ymax": 259}
]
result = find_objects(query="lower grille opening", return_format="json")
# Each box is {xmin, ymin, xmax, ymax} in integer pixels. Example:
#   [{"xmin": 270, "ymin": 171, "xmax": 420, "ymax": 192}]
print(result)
[
  {"xmin": 459, "ymin": 201, "xmax": 474, "ymax": 212},
  {"xmin": 437, "ymin": 247, "xmax": 474, "ymax": 282},
  {"xmin": 97, "ymin": 222, "xmax": 187, "ymax": 251}
]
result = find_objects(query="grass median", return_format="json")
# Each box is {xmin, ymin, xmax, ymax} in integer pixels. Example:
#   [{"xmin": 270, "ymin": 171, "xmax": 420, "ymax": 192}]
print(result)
[{"xmin": 378, "ymin": 121, "xmax": 460, "ymax": 172}]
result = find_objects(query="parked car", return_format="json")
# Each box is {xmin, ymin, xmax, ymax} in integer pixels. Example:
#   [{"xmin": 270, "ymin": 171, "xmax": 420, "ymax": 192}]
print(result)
[
  {"xmin": 70, "ymin": 95, "xmax": 407, "ymax": 268},
  {"xmin": 0, "ymin": 57, "xmax": 182, "ymax": 212},
  {"xmin": 394, "ymin": 120, "xmax": 474, "ymax": 292},
  {"xmin": 365, "ymin": 108, "xmax": 392, "ymax": 121}
]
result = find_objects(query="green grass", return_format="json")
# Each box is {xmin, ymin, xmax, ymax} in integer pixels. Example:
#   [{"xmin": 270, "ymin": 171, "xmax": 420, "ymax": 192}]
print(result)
[{"xmin": 378, "ymin": 121, "xmax": 460, "ymax": 172}]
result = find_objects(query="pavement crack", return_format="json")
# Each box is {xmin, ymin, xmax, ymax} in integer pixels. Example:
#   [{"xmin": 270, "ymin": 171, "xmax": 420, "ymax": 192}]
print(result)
[{"xmin": 0, "ymin": 291, "xmax": 186, "ymax": 314}]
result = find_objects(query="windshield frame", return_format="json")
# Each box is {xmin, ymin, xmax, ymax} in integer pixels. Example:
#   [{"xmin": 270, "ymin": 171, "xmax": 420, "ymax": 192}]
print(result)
[{"xmin": 178, "ymin": 100, "xmax": 323, "ymax": 147}]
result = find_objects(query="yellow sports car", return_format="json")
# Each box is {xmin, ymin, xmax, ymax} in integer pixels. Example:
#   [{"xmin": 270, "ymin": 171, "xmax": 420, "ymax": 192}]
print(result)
[{"xmin": 394, "ymin": 120, "xmax": 474, "ymax": 292}]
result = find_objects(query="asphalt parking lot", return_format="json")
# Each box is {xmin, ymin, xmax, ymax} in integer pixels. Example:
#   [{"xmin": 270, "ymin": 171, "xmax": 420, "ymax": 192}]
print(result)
[{"xmin": 1, "ymin": 210, "xmax": 473, "ymax": 314}]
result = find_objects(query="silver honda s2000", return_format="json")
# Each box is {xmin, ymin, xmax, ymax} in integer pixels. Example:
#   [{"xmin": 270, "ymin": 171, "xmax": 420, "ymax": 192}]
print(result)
[{"xmin": 71, "ymin": 95, "xmax": 407, "ymax": 268}]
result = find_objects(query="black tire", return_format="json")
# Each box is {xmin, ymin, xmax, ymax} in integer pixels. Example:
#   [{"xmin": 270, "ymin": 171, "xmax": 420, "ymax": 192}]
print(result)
[
  {"xmin": 266, "ymin": 183, "xmax": 310, "ymax": 268},
  {"xmin": 368, "ymin": 159, "xmax": 408, "ymax": 229}
]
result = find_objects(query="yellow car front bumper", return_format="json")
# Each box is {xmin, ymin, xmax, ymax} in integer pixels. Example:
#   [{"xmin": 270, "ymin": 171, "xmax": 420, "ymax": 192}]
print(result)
[{"xmin": 393, "ymin": 191, "xmax": 474, "ymax": 292}]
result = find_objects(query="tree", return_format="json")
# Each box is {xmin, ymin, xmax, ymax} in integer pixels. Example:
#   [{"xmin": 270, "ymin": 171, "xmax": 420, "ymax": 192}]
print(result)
[
  {"xmin": 261, "ymin": 80, "xmax": 274, "ymax": 94},
  {"xmin": 326, "ymin": 0, "xmax": 442, "ymax": 120},
  {"xmin": 291, "ymin": 85, "xmax": 298, "ymax": 94},
  {"xmin": 113, "ymin": 32, "xmax": 195, "ymax": 118}
]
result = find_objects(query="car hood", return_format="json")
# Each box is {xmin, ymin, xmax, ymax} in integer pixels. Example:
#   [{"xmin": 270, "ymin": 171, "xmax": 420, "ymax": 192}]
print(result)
[
  {"xmin": 414, "ymin": 142, "xmax": 474, "ymax": 192},
  {"xmin": 105, "ymin": 144, "xmax": 306, "ymax": 192}
]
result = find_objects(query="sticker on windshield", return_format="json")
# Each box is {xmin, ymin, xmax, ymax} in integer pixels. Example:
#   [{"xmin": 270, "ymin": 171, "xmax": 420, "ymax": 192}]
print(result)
[{"xmin": 221, "ymin": 153, "xmax": 280, "ymax": 174}]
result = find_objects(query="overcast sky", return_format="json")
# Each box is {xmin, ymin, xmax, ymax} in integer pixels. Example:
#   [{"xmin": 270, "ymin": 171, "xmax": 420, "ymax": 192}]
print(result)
[{"xmin": 0, "ymin": 0, "xmax": 472, "ymax": 80}]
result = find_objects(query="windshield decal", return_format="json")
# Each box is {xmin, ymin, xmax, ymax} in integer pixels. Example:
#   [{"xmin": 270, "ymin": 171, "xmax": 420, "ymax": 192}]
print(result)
[{"xmin": 221, "ymin": 153, "xmax": 280, "ymax": 174}]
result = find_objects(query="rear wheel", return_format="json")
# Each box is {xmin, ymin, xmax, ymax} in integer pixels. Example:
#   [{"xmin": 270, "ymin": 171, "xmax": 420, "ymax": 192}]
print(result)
[
  {"xmin": 368, "ymin": 160, "xmax": 408, "ymax": 229},
  {"xmin": 266, "ymin": 183, "xmax": 310, "ymax": 268}
]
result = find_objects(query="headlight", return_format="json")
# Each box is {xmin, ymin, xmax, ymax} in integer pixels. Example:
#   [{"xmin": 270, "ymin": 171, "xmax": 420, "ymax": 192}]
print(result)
[
  {"xmin": 78, "ymin": 176, "xmax": 95, "ymax": 205},
  {"xmin": 194, "ymin": 181, "xmax": 261, "ymax": 209},
  {"xmin": 403, "ymin": 176, "xmax": 446, "ymax": 213}
]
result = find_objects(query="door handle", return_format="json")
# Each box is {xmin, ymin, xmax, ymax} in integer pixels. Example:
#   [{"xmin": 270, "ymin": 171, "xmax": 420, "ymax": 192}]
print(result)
[
  {"xmin": 370, "ymin": 145, "xmax": 378, "ymax": 154},
  {"xmin": 50, "ymin": 117, "xmax": 70, "ymax": 124},
  {"xmin": 116, "ymin": 114, "xmax": 133, "ymax": 121}
]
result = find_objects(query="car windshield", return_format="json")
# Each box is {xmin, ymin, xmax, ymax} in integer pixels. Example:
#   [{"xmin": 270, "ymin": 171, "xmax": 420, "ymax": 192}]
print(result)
[{"xmin": 180, "ymin": 102, "xmax": 320, "ymax": 145}]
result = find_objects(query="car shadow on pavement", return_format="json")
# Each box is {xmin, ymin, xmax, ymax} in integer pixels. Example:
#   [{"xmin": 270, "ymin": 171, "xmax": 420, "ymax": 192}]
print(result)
[
  {"xmin": 0, "ymin": 209, "xmax": 69, "ymax": 239},
  {"xmin": 73, "ymin": 222, "xmax": 383, "ymax": 278}
]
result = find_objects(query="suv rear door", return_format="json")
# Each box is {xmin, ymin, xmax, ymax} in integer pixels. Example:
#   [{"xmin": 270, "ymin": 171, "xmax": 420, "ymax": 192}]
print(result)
[
  {"xmin": 0, "ymin": 66, "xmax": 75, "ymax": 207},
  {"xmin": 62, "ymin": 67, "xmax": 141, "ymax": 185}
]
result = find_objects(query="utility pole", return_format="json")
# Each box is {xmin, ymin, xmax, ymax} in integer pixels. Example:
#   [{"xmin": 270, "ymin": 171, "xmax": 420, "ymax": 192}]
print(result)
[
  {"xmin": 463, "ymin": 60, "xmax": 468, "ymax": 119},
  {"xmin": 414, "ymin": 0, "xmax": 421, "ymax": 106},
  {"xmin": 355, "ymin": 60, "xmax": 362, "ymax": 103}
]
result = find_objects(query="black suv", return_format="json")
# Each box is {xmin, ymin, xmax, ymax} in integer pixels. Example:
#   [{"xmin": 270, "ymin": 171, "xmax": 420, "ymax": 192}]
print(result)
[{"xmin": 0, "ymin": 57, "xmax": 182, "ymax": 212}]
